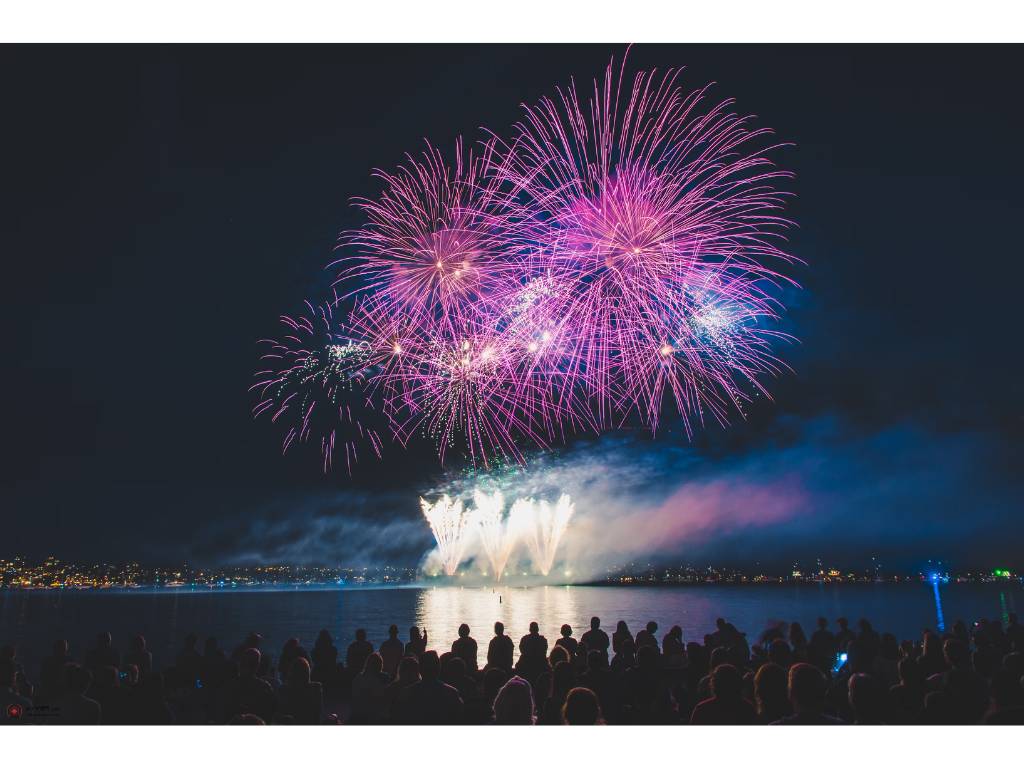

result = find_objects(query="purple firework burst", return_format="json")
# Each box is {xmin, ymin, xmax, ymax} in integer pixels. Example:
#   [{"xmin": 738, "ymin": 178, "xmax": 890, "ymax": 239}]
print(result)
[{"xmin": 494, "ymin": 54, "xmax": 798, "ymax": 434}]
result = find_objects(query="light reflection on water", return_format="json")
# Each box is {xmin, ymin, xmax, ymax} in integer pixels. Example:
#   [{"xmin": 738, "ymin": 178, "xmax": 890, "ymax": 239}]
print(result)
[{"xmin": 1, "ymin": 582, "xmax": 1020, "ymax": 677}]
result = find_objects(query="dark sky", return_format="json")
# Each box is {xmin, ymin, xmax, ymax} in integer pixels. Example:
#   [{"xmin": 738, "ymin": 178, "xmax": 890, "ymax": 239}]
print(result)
[{"xmin": 2, "ymin": 44, "xmax": 1021, "ymax": 570}]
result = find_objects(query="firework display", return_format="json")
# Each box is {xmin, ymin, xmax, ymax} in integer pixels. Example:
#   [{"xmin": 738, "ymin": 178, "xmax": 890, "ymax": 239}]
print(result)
[
  {"xmin": 511, "ymin": 494, "xmax": 575, "ymax": 576},
  {"xmin": 420, "ymin": 495, "xmax": 473, "ymax": 576},
  {"xmin": 472, "ymin": 490, "xmax": 515, "ymax": 580},
  {"xmin": 254, "ymin": 53, "xmax": 798, "ymax": 471}
]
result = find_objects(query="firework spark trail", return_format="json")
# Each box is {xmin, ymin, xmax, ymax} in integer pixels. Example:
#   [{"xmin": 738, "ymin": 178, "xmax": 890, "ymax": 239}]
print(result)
[
  {"xmin": 420, "ymin": 495, "xmax": 474, "ymax": 576},
  {"xmin": 250, "ymin": 302, "xmax": 383, "ymax": 474},
  {"xmin": 471, "ymin": 490, "xmax": 518, "ymax": 581},
  {"xmin": 494, "ymin": 53, "xmax": 798, "ymax": 436},
  {"xmin": 510, "ymin": 494, "xmax": 575, "ymax": 576}
]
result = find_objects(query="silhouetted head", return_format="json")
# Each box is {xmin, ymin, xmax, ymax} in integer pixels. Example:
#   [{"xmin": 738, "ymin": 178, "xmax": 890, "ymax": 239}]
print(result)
[
  {"xmin": 817, "ymin": 617, "xmax": 828, "ymax": 630},
  {"xmin": 848, "ymin": 673, "xmax": 885, "ymax": 723},
  {"xmin": 363, "ymin": 652, "xmax": 383, "ymax": 676},
  {"xmin": 420, "ymin": 651, "xmax": 441, "ymax": 682},
  {"xmin": 788, "ymin": 663, "xmax": 826, "ymax": 714},
  {"xmin": 754, "ymin": 662, "xmax": 788, "ymax": 714},
  {"xmin": 837, "ymin": 617, "xmax": 849, "ymax": 630},
  {"xmin": 709, "ymin": 646, "xmax": 730, "ymax": 670},
  {"xmin": 94, "ymin": 665, "xmax": 119, "ymax": 688},
  {"xmin": 409, "ymin": 626, "xmax": 420, "ymax": 641},
  {"xmin": 239, "ymin": 647, "xmax": 261, "ymax": 677},
  {"xmin": 768, "ymin": 639, "xmax": 792, "ymax": 668},
  {"xmin": 53, "ymin": 638, "xmax": 70, "ymax": 657},
  {"xmin": 646, "ymin": 621, "xmax": 658, "ymax": 635},
  {"xmin": 458, "ymin": 623, "xmax": 470, "ymax": 638},
  {"xmin": 484, "ymin": 667, "xmax": 509, "ymax": 701},
  {"xmin": 289, "ymin": 656, "xmax": 312, "ymax": 686},
  {"xmin": 668, "ymin": 626, "xmax": 683, "ymax": 640},
  {"xmin": 711, "ymin": 663, "xmax": 743, "ymax": 700},
  {"xmin": 560, "ymin": 624, "xmax": 573, "ymax": 638},
  {"xmin": 550, "ymin": 645, "xmax": 570, "ymax": 667},
  {"xmin": 494, "ymin": 622, "xmax": 505, "ymax": 636},
  {"xmin": 388, "ymin": 624, "xmax": 399, "ymax": 638},
  {"xmin": 529, "ymin": 622, "xmax": 539, "ymax": 634},
  {"xmin": 716, "ymin": 618, "xmax": 727, "ymax": 630},
  {"xmin": 131, "ymin": 635, "xmax": 147, "ymax": 652},
  {"xmin": 493, "ymin": 676, "xmax": 535, "ymax": 724},
  {"xmin": 590, "ymin": 617, "xmax": 600, "ymax": 630},
  {"xmin": 96, "ymin": 632, "xmax": 112, "ymax": 649},
  {"xmin": 563, "ymin": 686, "xmax": 602, "ymax": 725},
  {"xmin": 244, "ymin": 632, "xmax": 262, "ymax": 648},
  {"xmin": 858, "ymin": 618, "xmax": 873, "ymax": 633},
  {"xmin": 586, "ymin": 650, "xmax": 605, "ymax": 671},
  {"xmin": 355, "ymin": 628, "xmax": 367, "ymax": 642},
  {"xmin": 442, "ymin": 655, "xmax": 466, "ymax": 684},
  {"xmin": 616, "ymin": 621, "xmax": 628, "ymax": 633},
  {"xmin": 944, "ymin": 638, "xmax": 970, "ymax": 669},
  {"xmin": 397, "ymin": 656, "xmax": 420, "ymax": 685},
  {"xmin": 316, "ymin": 629, "xmax": 332, "ymax": 646}
]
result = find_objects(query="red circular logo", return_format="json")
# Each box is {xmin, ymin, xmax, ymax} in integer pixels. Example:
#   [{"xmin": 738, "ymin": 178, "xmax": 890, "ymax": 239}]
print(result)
[{"xmin": 6, "ymin": 703, "xmax": 24, "ymax": 719}]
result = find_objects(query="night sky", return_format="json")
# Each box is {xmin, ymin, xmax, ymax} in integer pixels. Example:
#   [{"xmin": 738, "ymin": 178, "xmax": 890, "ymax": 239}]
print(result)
[{"xmin": 3, "ymin": 44, "xmax": 1021, "ymax": 570}]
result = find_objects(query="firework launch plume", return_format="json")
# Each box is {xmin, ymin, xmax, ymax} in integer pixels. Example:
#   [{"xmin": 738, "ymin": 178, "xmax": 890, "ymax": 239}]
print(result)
[
  {"xmin": 471, "ymin": 490, "xmax": 516, "ymax": 581},
  {"xmin": 511, "ymin": 494, "xmax": 575, "ymax": 576},
  {"xmin": 420, "ymin": 495, "xmax": 473, "ymax": 576}
]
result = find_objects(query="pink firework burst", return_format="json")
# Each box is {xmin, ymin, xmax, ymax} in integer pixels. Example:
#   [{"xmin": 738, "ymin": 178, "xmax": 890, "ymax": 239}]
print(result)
[
  {"xmin": 494, "ymin": 54, "xmax": 798, "ymax": 434},
  {"xmin": 250, "ymin": 302, "xmax": 384, "ymax": 473},
  {"xmin": 335, "ymin": 138, "xmax": 516, "ymax": 338}
]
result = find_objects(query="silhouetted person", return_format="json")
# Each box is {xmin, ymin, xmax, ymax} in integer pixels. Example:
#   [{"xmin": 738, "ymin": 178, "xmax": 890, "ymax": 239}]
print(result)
[
  {"xmin": 810, "ymin": 617, "xmax": 837, "ymax": 671},
  {"xmin": 85, "ymin": 632, "xmax": 120, "ymax": 672},
  {"xmin": 927, "ymin": 638, "xmax": 988, "ymax": 723},
  {"xmin": 789, "ymin": 623, "xmax": 808, "ymax": 657},
  {"xmin": 539, "ymin": 660, "xmax": 575, "ymax": 724},
  {"xmin": 134, "ymin": 672, "xmax": 175, "ymax": 724},
  {"xmin": 690, "ymin": 663, "xmax": 755, "ymax": 724},
  {"xmin": 223, "ymin": 648, "xmax": 276, "ymax": 724},
  {"xmin": 40, "ymin": 639, "xmax": 73, "ymax": 702},
  {"xmin": 888, "ymin": 657, "xmax": 925, "ymax": 724},
  {"xmin": 848, "ymin": 673, "xmax": 886, "ymax": 724},
  {"xmin": 394, "ymin": 651, "xmax": 462, "ymax": 724},
  {"xmin": 382, "ymin": 655, "xmax": 420, "ymax": 719},
  {"xmin": 1, "ymin": 658, "xmax": 32, "ymax": 725},
  {"xmin": 487, "ymin": 622, "xmax": 514, "ymax": 672},
  {"xmin": 89, "ymin": 666, "xmax": 127, "ymax": 724},
  {"xmin": 662, "ymin": 626, "xmax": 685, "ymax": 668},
  {"xmin": 612, "ymin": 621, "xmax": 633, "ymax": 655},
  {"xmin": 516, "ymin": 622, "xmax": 549, "ymax": 684},
  {"xmin": 349, "ymin": 652, "xmax": 388, "ymax": 723},
  {"xmin": 451, "ymin": 623, "xmax": 479, "ymax": 671},
  {"xmin": 563, "ymin": 686, "xmax": 603, "ymax": 724},
  {"xmin": 754, "ymin": 662, "xmax": 791, "ymax": 723},
  {"xmin": 346, "ymin": 629, "xmax": 374, "ymax": 675},
  {"xmin": 278, "ymin": 657, "xmax": 322, "ymax": 724},
  {"xmin": 636, "ymin": 621, "xmax": 659, "ymax": 650},
  {"xmin": 279, "ymin": 637, "xmax": 309, "ymax": 683},
  {"xmin": 311, "ymin": 629, "xmax": 339, "ymax": 686},
  {"xmin": 622, "ymin": 644, "xmax": 677, "ymax": 723},
  {"xmin": 1006, "ymin": 613, "xmax": 1024, "ymax": 651},
  {"xmin": 405, "ymin": 626, "xmax": 427, "ymax": 660},
  {"xmin": 580, "ymin": 617, "xmax": 610, "ymax": 659},
  {"xmin": 556, "ymin": 624, "xmax": 579, "ymax": 658},
  {"xmin": 493, "ymin": 675, "xmax": 535, "ymax": 724},
  {"xmin": 835, "ymin": 618, "xmax": 855, "ymax": 652},
  {"xmin": 379, "ymin": 624, "xmax": 404, "ymax": 677},
  {"xmin": 124, "ymin": 634, "xmax": 152, "ymax": 678},
  {"xmin": 175, "ymin": 634, "xmax": 202, "ymax": 691},
  {"xmin": 58, "ymin": 664, "xmax": 100, "ymax": 724},
  {"xmin": 767, "ymin": 638, "xmax": 793, "ymax": 669},
  {"xmin": 773, "ymin": 663, "xmax": 844, "ymax": 724},
  {"xmin": 611, "ymin": 637, "xmax": 637, "ymax": 675}
]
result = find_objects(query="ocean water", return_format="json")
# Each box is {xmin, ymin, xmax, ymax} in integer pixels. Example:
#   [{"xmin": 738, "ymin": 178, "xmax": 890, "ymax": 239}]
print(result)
[{"xmin": 1, "ymin": 582, "xmax": 1019, "ymax": 679}]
